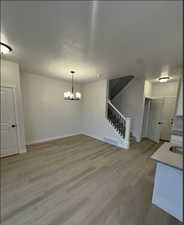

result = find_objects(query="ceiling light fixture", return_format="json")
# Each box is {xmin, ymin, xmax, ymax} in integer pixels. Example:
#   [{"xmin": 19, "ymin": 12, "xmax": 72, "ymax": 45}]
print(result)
[
  {"xmin": 158, "ymin": 76, "xmax": 170, "ymax": 83},
  {"xmin": 64, "ymin": 71, "xmax": 81, "ymax": 100},
  {"xmin": 0, "ymin": 42, "xmax": 12, "ymax": 54}
]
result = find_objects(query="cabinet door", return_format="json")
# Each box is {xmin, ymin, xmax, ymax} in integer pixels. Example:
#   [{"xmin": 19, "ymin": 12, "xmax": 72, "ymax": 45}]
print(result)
[
  {"xmin": 176, "ymin": 80, "xmax": 183, "ymax": 116},
  {"xmin": 152, "ymin": 163, "xmax": 183, "ymax": 222}
]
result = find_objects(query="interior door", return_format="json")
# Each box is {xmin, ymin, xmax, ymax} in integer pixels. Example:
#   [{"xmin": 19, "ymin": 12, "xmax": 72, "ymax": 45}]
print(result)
[
  {"xmin": 160, "ymin": 97, "xmax": 176, "ymax": 141},
  {"xmin": 0, "ymin": 87, "xmax": 18, "ymax": 157},
  {"xmin": 148, "ymin": 99, "xmax": 164, "ymax": 143}
]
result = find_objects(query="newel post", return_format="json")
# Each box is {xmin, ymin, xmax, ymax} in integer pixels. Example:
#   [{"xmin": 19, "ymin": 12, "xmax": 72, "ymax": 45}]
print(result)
[{"xmin": 125, "ymin": 117, "xmax": 131, "ymax": 149}]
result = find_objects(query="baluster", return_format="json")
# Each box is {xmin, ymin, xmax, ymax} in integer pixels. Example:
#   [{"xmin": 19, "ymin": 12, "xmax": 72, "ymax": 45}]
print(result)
[{"xmin": 107, "ymin": 102, "xmax": 129, "ymax": 141}]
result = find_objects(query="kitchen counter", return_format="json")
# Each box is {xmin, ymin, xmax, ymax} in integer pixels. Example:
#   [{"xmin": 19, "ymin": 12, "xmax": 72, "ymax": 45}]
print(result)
[{"xmin": 151, "ymin": 142, "xmax": 183, "ymax": 170}]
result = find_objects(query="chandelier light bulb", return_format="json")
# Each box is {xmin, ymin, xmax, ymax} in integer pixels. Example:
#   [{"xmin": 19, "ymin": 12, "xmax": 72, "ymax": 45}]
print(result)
[{"xmin": 76, "ymin": 92, "xmax": 81, "ymax": 100}]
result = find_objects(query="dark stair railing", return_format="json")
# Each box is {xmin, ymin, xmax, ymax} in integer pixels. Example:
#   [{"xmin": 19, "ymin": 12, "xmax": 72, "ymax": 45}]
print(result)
[{"xmin": 107, "ymin": 100, "xmax": 131, "ymax": 149}]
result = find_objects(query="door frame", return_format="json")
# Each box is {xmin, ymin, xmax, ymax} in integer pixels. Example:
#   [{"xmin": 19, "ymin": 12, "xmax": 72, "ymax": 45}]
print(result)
[
  {"xmin": 142, "ymin": 97, "xmax": 151, "ymax": 138},
  {"xmin": 1, "ymin": 84, "xmax": 21, "ymax": 154}
]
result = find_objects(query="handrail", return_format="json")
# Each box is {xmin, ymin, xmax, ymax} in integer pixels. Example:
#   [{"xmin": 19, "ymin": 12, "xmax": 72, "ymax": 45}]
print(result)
[
  {"xmin": 107, "ymin": 100, "xmax": 126, "ymax": 120},
  {"xmin": 107, "ymin": 99, "xmax": 131, "ymax": 149}
]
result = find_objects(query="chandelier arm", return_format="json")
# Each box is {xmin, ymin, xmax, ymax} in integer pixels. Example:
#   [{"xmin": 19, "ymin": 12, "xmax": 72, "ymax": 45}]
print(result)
[{"xmin": 72, "ymin": 75, "xmax": 74, "ymax": 93}]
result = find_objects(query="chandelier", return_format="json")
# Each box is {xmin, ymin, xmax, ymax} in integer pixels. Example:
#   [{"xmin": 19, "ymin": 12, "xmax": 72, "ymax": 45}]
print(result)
[{"xmin": 64, "ymin": 71, "xmax": 82, "ymax": 100}]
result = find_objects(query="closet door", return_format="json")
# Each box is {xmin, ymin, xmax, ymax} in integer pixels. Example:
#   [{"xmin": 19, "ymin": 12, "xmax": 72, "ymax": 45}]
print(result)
[
  {"xmin": 0, "ymin": 87, "xmax": 18, "ymax": 157},
  {"xmin": 148, "ymin": 99, "xmax": 164, "ymax": 143},
  {"xmin": 160, "ymin": 97, "xmax": 176, "ymax": 141}
]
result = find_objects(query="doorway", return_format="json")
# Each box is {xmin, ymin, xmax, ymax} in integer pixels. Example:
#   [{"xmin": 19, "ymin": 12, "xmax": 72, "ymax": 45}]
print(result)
[
  {"xmin": 142, "ymin": 97, "xmax": 176, "ymax": 143},
  {"xmin": 160, "ymin": 97, "xmax": 176, "ymax": 141},
  {"xmin": 148, "ymin": 98, "xmax": 164, "ymax": 143},
  {"xmin": 0, "ymin": 87, "xmax": 19, "ymax": 157}
]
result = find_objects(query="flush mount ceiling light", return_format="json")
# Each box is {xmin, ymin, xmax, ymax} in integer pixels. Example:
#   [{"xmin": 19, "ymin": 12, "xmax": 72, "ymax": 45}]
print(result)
[
  {"xmin": 0, "ymin": 42, "xmax": 12, "ymax": 54},
  {"xmin": 64, "ymin": 71, "xmax": 82, "ymax": 100},
  {"xmin": 158, "ymin": 76, "xmax": 170, "ymax": 83}
]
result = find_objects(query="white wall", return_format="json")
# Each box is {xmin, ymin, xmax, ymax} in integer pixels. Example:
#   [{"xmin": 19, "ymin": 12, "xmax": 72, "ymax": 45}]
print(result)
[
  {"xmin": 151, "ymin": 80, "xmax": 179, "ymax": 98},
  {"xmin": 144, "ymin": 80, "xmax": 152, "ymax": 98},
  {"xmin": 0, "ymin": 59, "xmax": 26, "ymax": 153},
  {"xmin": 176, "ymin": 78, "xmax": 183, "ymax": 116},
  {"xmin": 81, "ymin": 80, "xmax": 126, "ymax": 148},
  {"xmin": 112, "ymin": 77, "xmax": 145, "ymax": 142},
  {"xmin": 142, "ymin": 99, "xmax": 151, "ymax": 138},
  {"xmin": 21, "ymin": 73, "xmax": 82, "ymax": 144}
]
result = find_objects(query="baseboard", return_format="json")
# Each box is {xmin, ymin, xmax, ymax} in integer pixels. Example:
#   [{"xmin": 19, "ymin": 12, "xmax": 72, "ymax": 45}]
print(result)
[
  {"xmin": 81, "ymin": 133, "xmax": 105, "ymax": 144},
  {"xmin": 26, "ymin": 132, "xmax": 128, "ymax": 150},
  {"xmin": 19, "ymin": 148, "xmax": 27, "ymax": 153},
  {"xmin": 26, "ymin": 133, "xmax": 82, "ymax": 146},
  {"xmin": 81, "ymin": 133, "xmax": 128, "ymax": 150}
]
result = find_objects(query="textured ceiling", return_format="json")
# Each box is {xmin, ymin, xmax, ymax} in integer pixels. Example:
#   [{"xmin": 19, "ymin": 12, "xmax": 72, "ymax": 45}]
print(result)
[{"xmin": 1, "ymin": 1, "xmax": 182, "ymax": 83}]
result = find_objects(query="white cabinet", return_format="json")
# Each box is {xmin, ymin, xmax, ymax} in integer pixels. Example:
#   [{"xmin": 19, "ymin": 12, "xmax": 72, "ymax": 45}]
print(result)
[
  {"xmin": 152, "ymin": 162, "xmax": 183, "ymax": 222},
  {"xmin": 176, "ymin": 80, "xmax": 183, "ymax": 116}
]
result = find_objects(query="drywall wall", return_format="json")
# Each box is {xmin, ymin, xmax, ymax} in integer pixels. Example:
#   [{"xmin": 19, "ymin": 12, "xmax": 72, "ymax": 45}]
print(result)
[
  {"xmin": 22, "ymin": 75, "xmax": 127, "ymax": 148},
  {"xmin": 0, "ymin": 59, "xmax": 26, "ymax": 153},
  {"xmin": 151, "ymin": 80, "xmax": 179, "ymax": 98},
  {"xmin": 142, "ymin": 98, "xmax": 151, "ymax": 138},
  {"xmin": 144, "ymin": 79, "xmax": 179, "ymax": 99},
  {"xmin": 144, "ymin": 80, "xmax": 152, "ymax": 98},
  {"xmin": 175, "ymin": 78, "xmax": 183, "ymax": 116},
  {"xmin": 112, "ymin": 77, "xmax": 145, "ymax": 142},
  {"xmin": 21, "ymin": 73, "xmax": 82, "ymax": 144},
  {"xmin": 81, "ymin": 80, "xmax": 126, "ymax": 148}
]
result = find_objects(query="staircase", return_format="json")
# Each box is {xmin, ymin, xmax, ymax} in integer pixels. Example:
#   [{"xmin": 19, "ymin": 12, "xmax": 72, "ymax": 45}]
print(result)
[
  {"xmin": 107, "ymin": 100, "xmax": 131, "ymax": 149},
  {"xmin": 107, "ymin": 75, "xmax": 134, "ymax": 149}
]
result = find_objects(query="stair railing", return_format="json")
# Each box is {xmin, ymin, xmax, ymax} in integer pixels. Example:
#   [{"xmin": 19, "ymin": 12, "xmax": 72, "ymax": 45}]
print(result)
[{"xmin": 107, "ymin": 100, "xmax": 131, "ymax": 149}]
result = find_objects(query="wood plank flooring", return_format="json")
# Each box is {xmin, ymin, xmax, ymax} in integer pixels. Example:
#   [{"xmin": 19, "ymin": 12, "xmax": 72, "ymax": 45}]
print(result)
[{"xmin": 0, "ymin": 135, "xmax": 182, "ymax": 225}]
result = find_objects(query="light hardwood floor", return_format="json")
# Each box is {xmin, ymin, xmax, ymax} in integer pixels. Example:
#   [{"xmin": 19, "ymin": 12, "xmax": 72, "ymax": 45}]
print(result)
[{"xmin": 1, "ymin": 135, "xmax": 182, "ymax": 225}]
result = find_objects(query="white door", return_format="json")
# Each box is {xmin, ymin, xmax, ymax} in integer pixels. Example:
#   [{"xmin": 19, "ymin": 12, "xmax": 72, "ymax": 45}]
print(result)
[
  {"xmin": 148, "ymin": 99, "xmax": 164, "ymax": 143},
  {"xmin": 0, "ymin": 87, "xmax": 18, "ymax": 157},
  {"xmin": 160, "ymin": 97, "xmax": 176, "ymax": 141}
]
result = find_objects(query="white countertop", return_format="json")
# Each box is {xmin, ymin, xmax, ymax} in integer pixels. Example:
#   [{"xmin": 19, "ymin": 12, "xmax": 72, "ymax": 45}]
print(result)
[{"xmin": 151, "ymin": 142, "xmax": 183, "ymax": 170}]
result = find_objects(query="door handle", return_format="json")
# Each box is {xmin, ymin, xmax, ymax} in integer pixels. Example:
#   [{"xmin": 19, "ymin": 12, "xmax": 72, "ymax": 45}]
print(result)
[
  {"xmin": 158, "ymin": 122, "xmax": 163, "ymax": 125},
  {"xmin": 11, "ymin": 124, "xmax": 16, "ymax": 128}
]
